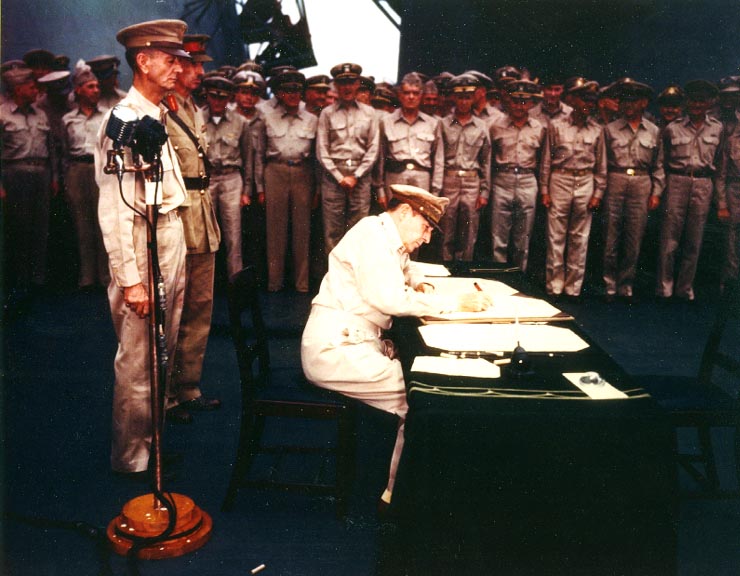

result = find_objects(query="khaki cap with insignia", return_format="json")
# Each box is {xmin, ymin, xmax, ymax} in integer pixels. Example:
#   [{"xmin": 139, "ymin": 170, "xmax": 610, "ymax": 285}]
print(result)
[
  {"xmin": 116, "ymin": 19, "xmax": 189, "ymax": 59},
  {"xmin": 389, "ymin": 184, "xmax": 450, "ymax": 231},
  {"xmin": 87, "ymin": 55, "xmax": 121, "ymax": 79},
  {"xmin": 183, "ymin": 34, "xmax": 213, "ymax": 63},
  {"xmin": 684, "ymin": 79, "xmax": 719, "ymax": 100},
  {"xmin": 507, "ymin": 79, "xmax": 542, "ymax": 100},
  {"xmin": 449, "ymin": 73, "xmax": 481, "ymax": 94},
  {"xmin": 1, "ymin": 60, "xmax": 28, "ymax": 74},
  {"xmin": 612, "ymin": 77, "xmax": 653, "ymax": 100},
  {"xmin": 202, "ymin": 75, "xmax": 235, "ymax": 97},
  {"xmin": 2, "ymin": 67, "xmax": 34, "ymax": 88},
  {"xmin": 657, "ymin": 85, "xmax": 685, "ymax": 105},
  {"xmin": 359, "ymin": 76, "xmax": 376, "ymax": 92},
  {"xmin": 271, "ymin": 70, "xmax": 306, "ymax": 91},
  {"xmin": 330, "ymin": 62, "xmax": 362, "ymax": 81},
  {"xmin": 306, "ymin": 74, "xmax": 331, "ymax": 90},
  {"xmin": 567, "ymin": 78, "xmax": 600, "ymax": 99},
  {"xmin": 234, "ymin": 70, "xmax": 266, "ymax": 91}
]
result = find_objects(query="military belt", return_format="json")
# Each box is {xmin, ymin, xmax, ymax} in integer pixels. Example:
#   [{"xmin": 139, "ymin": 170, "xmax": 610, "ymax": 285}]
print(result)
[
  {"xmin": 668, "ymin": 167, "xmax": 714, "ymax": 179},
  {"xmin": 553, "ymin": 168, "xmax": 592, "ymax": 177},
  {"xmin": 182, "ymin": 176, "xmax": 210, "ymax": 190},
  {"xmin": 495, "ymin": 165, "xmax": 535, "ymax": 175},
  {"xmin": 69, "ymin": 154, "xmax": 95, "ymax": 164},
  {"xmin": 609, "ymin": 167, "xmax": 649, "ymax": 176},
  {"xmin": 385, "ymin": 159, "xmax": 430, "ymax": 173},
  {"xmin": 445, "ymin": 169, "xmax": 479, "ymax": 178}
]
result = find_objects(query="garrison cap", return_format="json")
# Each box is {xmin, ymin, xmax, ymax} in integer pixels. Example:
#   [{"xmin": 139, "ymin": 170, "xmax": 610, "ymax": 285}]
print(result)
[
  {"xmin": 271, "ymin": 70, "xmax": 306, "ymax": 91},
  {"xmin": 202, "ymin": 75, "xmax": 235, "ymax": 97},
  {"xmin": 72, "ymin": 63, "xmax": 97, "ymax": 88},
  {"xmin": 506, "ymin": 79, "xmax": 542, "ymax": 100},
  {"xmin": 53, "ymin": 55, "xmax": 70, "ymax": 71},
  {"xmin": 87, "ymin": 55, "xmax": 121, "ymax": 80},
  {"xmin": 38, "ymin": 70, "xmax": 71, "ymax": 95},
  {"xmin": 359, "ymin": 75, "xmax": 376, "ymax": 92},
  {"xmin": 684, "ymin": 79, "xmax": 719, "ymax": 100},
  {"xmin": 234, "ymin": 70, "xmax": 266, "ymax": 91},
  {"xmin": 116, "ymin": 19, "xmax": 189, "ymax": 59},
  {"xmin": 449, "ymin": 73, "xmax": 481, "ymax": 93},
  {"xmin": 238, "ymin": 60, "xmax": 264, "ymax": 75},
  {"xmin": 23, "ymin": 49, "xmax": 55, "ymax": 69},
  {"xmin": 465, "ymin": 70, "xmax": 493, "ymax": 89},
  {"xmin": 2, "ymin": 66, "xmax": 34, "ymax": 88},
  {"xmin": 612, "ymin": 77, "xmax": 653, "ymax": 99},
  {"xmin": 330, "ymin": 62, "xmax": 362, "ymax": 81},
  {"xmin": 657, "ymin": 85, "xmax": 685, "ymax": 105},
  {"xmin": 306, "ymin": 74, "xmax": 331, "ymax": 90},
  {"xmin": 389, "ymin": 184, "xmax": 450, "ymax": 231},
  {"xmin": 183, "ymin": 34, "xmax": 213, "ymax": 63},
  {"xmin": 718, "ymin": 76, "xmax": 740, "ymax": 94}
]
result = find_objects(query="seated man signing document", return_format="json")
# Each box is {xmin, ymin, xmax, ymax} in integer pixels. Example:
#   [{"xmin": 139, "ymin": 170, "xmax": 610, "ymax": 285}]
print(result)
[{"xmin": 301, "ymin": 184, "xmax": 491, "ymax": 511}]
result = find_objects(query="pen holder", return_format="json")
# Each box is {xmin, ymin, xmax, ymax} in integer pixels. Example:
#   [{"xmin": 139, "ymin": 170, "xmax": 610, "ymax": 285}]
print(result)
[{"xmin": 504, "ymin": 345, "xmax": 535, "ymax": 380}]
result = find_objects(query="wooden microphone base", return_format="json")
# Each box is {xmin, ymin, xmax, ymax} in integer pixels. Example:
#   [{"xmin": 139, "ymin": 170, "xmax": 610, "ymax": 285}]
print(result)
[{"xmin": 107, "ymin": 492, "xmax": 212, "ymax": 560}]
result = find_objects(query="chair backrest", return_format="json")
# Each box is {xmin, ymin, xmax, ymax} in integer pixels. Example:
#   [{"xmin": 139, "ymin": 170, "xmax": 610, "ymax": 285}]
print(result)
[
  {"xmin": 227, "ymin": 266, "xmax": 271, "ymax": 386},
  {"xmin": 698, "ymin": 268, "xmax": 740, "ymax": 391}
]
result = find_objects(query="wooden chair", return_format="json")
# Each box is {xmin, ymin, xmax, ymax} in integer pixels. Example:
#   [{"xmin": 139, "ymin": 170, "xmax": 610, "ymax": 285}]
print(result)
[
  {"xmin": 222, "ymin": 266, "xmax": 356, "ymax": 517},
  {"xmin": 635, "ymin": 273, "xmax": 740, "ymax": 497}
]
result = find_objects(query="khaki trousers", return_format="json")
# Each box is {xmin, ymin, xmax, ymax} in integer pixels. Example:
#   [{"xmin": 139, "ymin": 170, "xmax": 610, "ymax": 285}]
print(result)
[
  {"xmin": 491, "ymin": 172, "xmax": 538, "ymax": 272},
  {"xmin": 321, "ymin": 169, "xmax": 372, "ymax": 254},
  {"xmin": 440, "ymin": 172, "xmax": 481, "ymax": 262},
  {"xmin": 209, "ymin": 171, "xmax": 244, "ymax": 279}
]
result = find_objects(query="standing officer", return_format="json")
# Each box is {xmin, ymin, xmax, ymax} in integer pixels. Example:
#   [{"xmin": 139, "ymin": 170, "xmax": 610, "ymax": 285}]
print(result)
[
  {"xmin": 95, "ymin": 19, "xmax": 189, "ymax": 477},
  {"xmin": 87, "ymin": 55, "xmax": 128, "ymax": 110},
  {"xmin": 539, "ymin": 80, "xmax": 607, "ymax": 300},
  {"xmin": 62, "ymin": 63, "xmax": 109, "ymax": 290},
  {"xmin": 317, "ymin": 62, "xmax": 379, "ymax": 253},
  {"xmin": 304, "ymin": 74, "xmax": 331, "ymax": 116},
  {"xmin": 1, "ymin": 66, "xmax": 54, "ymax": 303},
  {"xmin": 260, "ymin": 70, "xmax": 318, "ymax": 293},
  {"xmin": 432, "ymin": 73, "xmax": 491, "ymax": 263},
  {"xmin": 602, "ymin": 78, "xmax": 664, "ymax": 303},
  {"xmin": 376, "ymin": 71, "xmax": 441, "ymax": 209},
  {"xmin": 203, "ymin": 76, "xmax": 252, "ymax": 280},
  {"xmin": 656, "ymin": 85, "xmax": 685, "ymax": 129},
  {"xmin": 716, "ymin": 93, "xmax": 740, "ymax": 292},
  {"xmin": 656, "ymin": 80, "xmax": 723, "ymax": 302},
  {"xmin": 489, "ymin": 79, "xmax": 546, "ymax": 272},
  {"xmin": 163, "ymin": 33, "xmax": 222, "ymax": 424}
]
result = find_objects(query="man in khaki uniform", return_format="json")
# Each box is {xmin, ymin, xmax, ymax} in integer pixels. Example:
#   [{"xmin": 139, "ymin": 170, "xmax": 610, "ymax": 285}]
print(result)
[
  {"xmin": 304, "ymin": 74, "xmax": 331, "ymax": 117},
  {"xmin": 164, "ymin": 33, "xmax": 222, "ymax": 423},
  {"xmin": 87, "ymin": 55, "xmax": 128, "ymax": 110},
  {"xmin": 95, "ymin": 19, "xmax": 189, "ymax": 476},
  {"xmin": 656, "ymin": 80, "xmax": 723, "ymax": 302},
  {"xmin": 530, "ymin": 73, "xmax": 572, "ymax": 126}
]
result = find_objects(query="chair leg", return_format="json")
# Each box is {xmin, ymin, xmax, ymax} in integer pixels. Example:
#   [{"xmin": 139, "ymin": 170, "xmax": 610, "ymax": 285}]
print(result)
[
  {"xmin": 222, "ymin": 412, "xmax": 265, "ymax": 512},
  {"xmin": 698, "ymin": 424, "xmax": 720, "ymax": 494},
  {"xmin": 335, "ymin": 403, "xmax": 357, "ymax": 519}
]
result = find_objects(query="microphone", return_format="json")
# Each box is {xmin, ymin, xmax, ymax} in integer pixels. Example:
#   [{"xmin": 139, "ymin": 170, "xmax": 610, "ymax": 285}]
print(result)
[{"xmin": 105, "ymin": 104, "xmax": 139, "ymax": 150}]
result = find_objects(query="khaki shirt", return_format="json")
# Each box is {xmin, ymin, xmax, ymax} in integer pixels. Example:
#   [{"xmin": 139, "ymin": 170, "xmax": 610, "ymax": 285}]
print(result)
[
  {"xmin": 204, "ymin": 108, "xmax": 251, "ymax": 196},
  {"xmin": 95, "ymin": 86, "xmax": 187, "ymax": 287},
  {"xmin": 0, "ymin": 100, "xmax": 51, "ymax": 160},
  {"xmin": 63, "ymin": 105, "xmax": 107, "ymax": 158},
  {"xmin": 474, "ymin": 104, "xmax": 505, "ymax": 128},
  {"xmin": 660, "ymin": 115, "xmax": 723, "ymax": 173},
  {"xmin": 432, "ymin": 114, "xmax": 492, "ymax": 198},
  {"xmin": 530, "ymin": 101, "xmax": 572, "ymax": 126},
  {"xmin": 489, "ymin": 115, "xmax": 546, "ymax": 170},
  {"xmin": 539, "ymin": 115, "xmax": 607, "ymax": 197},
  {"xmin": 715, "ymin": 109, "xmax": 740, "ymax": 212},
  {"xmin": 379, "ymin": 109, "xmax": 439, "ymax": 168},
  {"xmin": 604, "ymin": 116, "xmax": 665, "ymax": 197},
  {"xmin": 165, "ymin": 92, "xmax": 220, "ymax": 253},
  {"xmin": 99, "ymin": 88, "xmax": 127, "ymax": 111},
  {"xmin": 242, "ymin": 111, "xmax": 265, "ymax": 197},
  {"xmin": 317, "ymin": 100, "xmax": 379, "ymax": 183},
  {"xmin": 262, "ymin": 103, "xmax": 317, "ymax": 162}
]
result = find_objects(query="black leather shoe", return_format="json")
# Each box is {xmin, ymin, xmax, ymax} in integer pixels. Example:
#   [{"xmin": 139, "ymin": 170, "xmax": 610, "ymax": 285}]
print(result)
[
  {"xmin": 183, "ymin": 396, "xmax": 222, "ymax": 411},
  {"xmin": 166, "ymin": 404, "xmax": 194, "ymax": 425}
]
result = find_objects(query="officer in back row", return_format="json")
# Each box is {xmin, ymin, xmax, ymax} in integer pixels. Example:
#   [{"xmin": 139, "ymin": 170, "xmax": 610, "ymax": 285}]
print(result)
[{"xmin": 316, "ymin": 62, "xmax": 379, "ymax": 254}]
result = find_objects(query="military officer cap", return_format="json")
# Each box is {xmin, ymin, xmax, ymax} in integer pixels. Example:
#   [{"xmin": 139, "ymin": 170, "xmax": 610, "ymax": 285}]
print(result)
[
  {"xmin": 449, "ymin": 73, "xmax": 481, "ymax": 93},
  {"xmin": 238, "ymin": 60, "xmax": 264, "ymax": 75},
  {"xmin": 268, "ymin": 65, "xmax": 298, "ymax": 78},
  {"xmin": 465, "ymin": 70, "xmax": 493, "ymax": 89},
  {"xmin": 1, "ymin": 60, "xmax": 27, "ymax": 74},
  {"xmin": 306, "ymin": 74, "xmax": 331, "ymax": 90},
  {"xmin": 38, "ymin": 70, "xmax": 72, "ymax": 93},
  {"xmin": 23, "ymin": 49, "xmax": 55, "ymax": 70},
  {"xmin": 432, "ymin": 71, "xmax": 454, "ymax": 94},
  {"xmin": 494, "ymin": 65, "xmax": 521, "ymax": 88},
  {"xmin": 684, "ymin": 79, "xmax": 719, "ymax": 101},
  {"xmin": 2, "ymin": 66, "xmax": 34, "ymax": 88},
  {"xmin": 330, "ymin": 62, "xmax": 362, "ymax": 81},
  {"xmin": 87, "ymin": 55, "xmax": 121, "ymax": 80},
  {"xmin": 389, "ymin": 184, "xmax": 450, "ymax": 231},
  {"xmin": 359, "ymin": 75, "xmax": 376, "ymax": 92},
  {"xmin": 271, "ymin": 70, "xmax": 306, "ymax": 91},
  {"xmin": 567, "ymin": 78, "xmax": 600, "ymax": 100},
  {"xmin": 202, "ymin": 75, "xmax": 235, "ymax": 97},
  {"xmin": 507, "ymin": 79, "xmax": 542, "ymax": 100},
  {"xmin": 116, "ymin": 19, "xmax": 189, "ymax": 58},
  {"xmin": 218, "ymin": 65, "xmax": 238, "ymax": 79},
  {"xmin": 53, "ymin": 55, "xmax": 70, "ymax": 71},
  {"xmin": 612, "ymin": 77, "xmax": 653, "ymax": 100},
  {"xmin": 234, "ymin": 70, "xmax": 266, "ymax": 91},
  {"xmin": 183, "ymin": 34, "xmax": 213, "ymax": 63},
  {"xmin": 718, "ymin": 76, "xmax": 740, "ymax": 94},
  {"xmin": 656, "ymin": 85, "xmax": 684, "ymax": 106},
  {"xmin": 538, "ymin": 72, "xmax": 565, "ymax": 87},
  {"xmin": 372, "ymin": 86, "xmax": 397, "ymax": 107},
  {"xmin": 564, "ymin": 76, "xmax": 587, "ymax": 92}
]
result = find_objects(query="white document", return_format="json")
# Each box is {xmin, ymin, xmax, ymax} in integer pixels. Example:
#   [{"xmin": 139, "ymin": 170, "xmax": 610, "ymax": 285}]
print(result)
[
  {"xmin": 422, "ymin": 276, "xmax": 518, "ymax": 297},
  {"xmin": 563, "ymin": 372, "xmax": 628, "ymax": 400},
  {"xmin": 412, "ymin": 261, "xmax": 451, "ymax": 277},
  {"xmin": 424, "ymin": 294, "xmax": 565, "ymax": 323},
  {"xmin": 418, "ymin": 323, "xmax": 590, "ymax": 353},
  {"xmin": 411, "ymin": 356, "xmax": 501, "ymax": 379}
]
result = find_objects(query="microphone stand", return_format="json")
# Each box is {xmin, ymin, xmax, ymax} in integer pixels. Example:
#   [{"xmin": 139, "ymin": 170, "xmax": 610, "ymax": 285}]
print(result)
[{"xmin": 104, "ymin": 143, "xmax": 211, "ymax": 560}]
